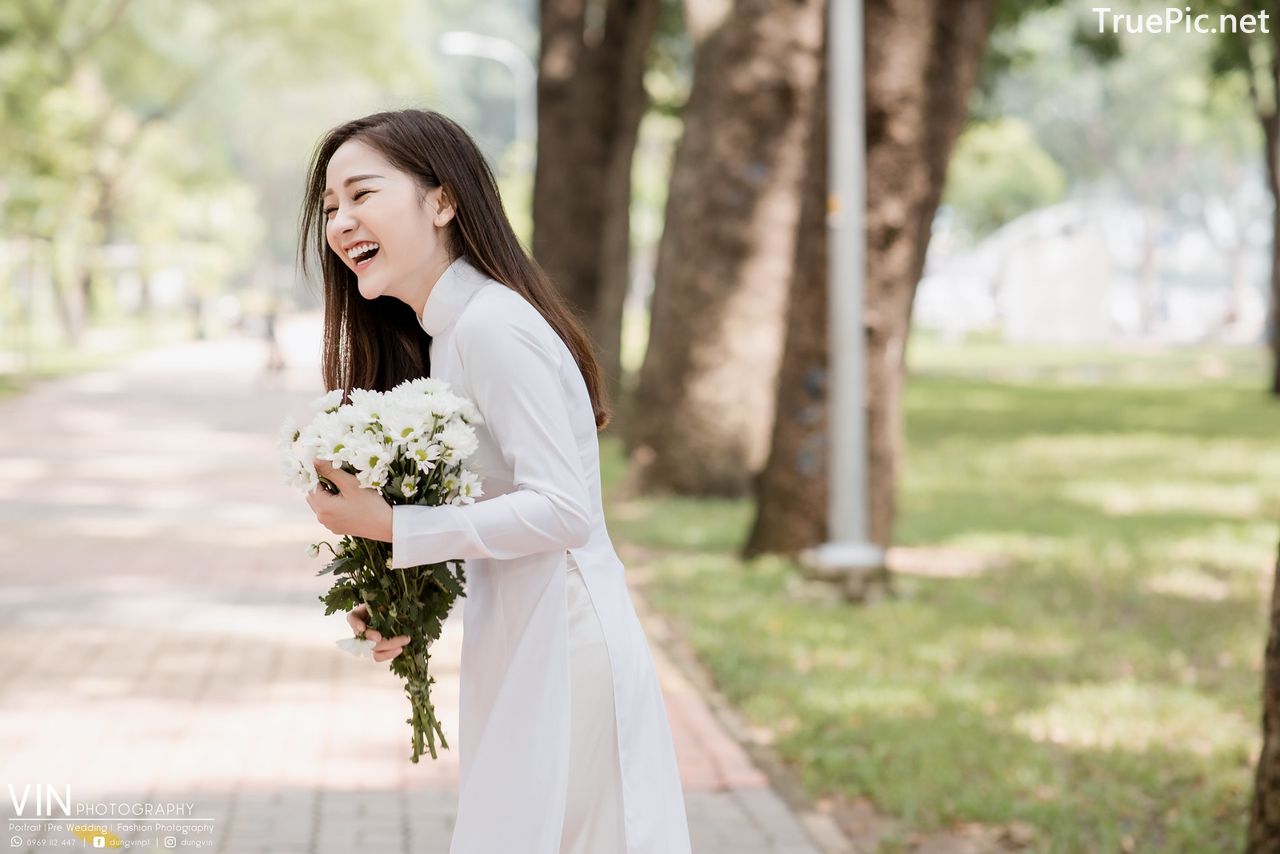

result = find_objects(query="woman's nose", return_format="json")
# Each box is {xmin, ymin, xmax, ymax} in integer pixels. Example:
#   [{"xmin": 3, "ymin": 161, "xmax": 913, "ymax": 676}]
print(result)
[{"xmin": 332, "ymin": 207, "xmax": 358, "ymax": 231}]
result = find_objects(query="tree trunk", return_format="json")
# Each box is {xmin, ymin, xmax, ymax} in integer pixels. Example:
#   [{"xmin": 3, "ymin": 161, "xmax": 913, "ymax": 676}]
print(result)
[
  {"xmin": 743, "ymin": 26, "xmax": 829, "ymax": 556},
  {"xmin": 864, "ymin": 0, "xmax": 997, "ymax": 546},
  {"xmin": 592, "ymin": 0, "xmax": 658, "ymax": 406},
  {"xmin": 1249, "ymin": 536, "xmax": 1280, "ymax": 851},
  {"xmin": 747, "ymin": 0, "xmax": 997, "ymax": 555},
  {"xmin": 533, "ymin": 0, "xmax": 658, "ymax": 406},
  {"xmin": 78, "ymin": 175, "xmax": 116, "ymax": 325},
  {"xmin": 48, "ymin": 234, "xmax": 83, "ymax": 347},
  {"xmin": 625, "ymin": 0, "xmax": 825, "ymax": 497},
  {"xmin": 1262, "ymin": 90, "xmax": 1280, "ymax": 395}
]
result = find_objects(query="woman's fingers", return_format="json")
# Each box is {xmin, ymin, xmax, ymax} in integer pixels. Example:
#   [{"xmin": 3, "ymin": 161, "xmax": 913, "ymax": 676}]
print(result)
[
  {"xmin": 371, "ymin": 636, "xmax": 411, "ymax": 662},
  {"xmin": 346, "ymin": 605, "xmax": 372, "ymax": 636},
  {"xmin": 367, "ymin": 635, "xmax": 425, "ymax": 662},
  {"xmin": 372, "ymin": 638, "xmax": 409, "ymax": 662},
  {"xmin": 345, "ymin": 604, "xmax": 410, "ymax": 656},
  {"xmin": 373, "ymin": 635, "xmax": 411, "ymax": 653}
]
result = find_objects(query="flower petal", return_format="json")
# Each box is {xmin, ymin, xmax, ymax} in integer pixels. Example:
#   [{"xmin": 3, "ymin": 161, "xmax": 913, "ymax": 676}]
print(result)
[{"xmin": 335, "ymin": 637, "xmax": 377, "ymax": 659}]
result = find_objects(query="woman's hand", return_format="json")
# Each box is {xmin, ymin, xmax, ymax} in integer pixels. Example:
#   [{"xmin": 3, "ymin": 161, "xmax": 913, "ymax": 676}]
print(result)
[
  {"xmin": 347, "ymin": 604, "xmax": 412, "ymax": 663},
  {"xmin": 306, "ymin": 459, "xmax": 394, "ymax": 541}
]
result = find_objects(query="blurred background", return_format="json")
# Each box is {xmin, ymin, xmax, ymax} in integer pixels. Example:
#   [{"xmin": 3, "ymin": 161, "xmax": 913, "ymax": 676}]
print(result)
[{"xmin": 3, "ymin": 0, "xmax": 1280, "ymax": 851}]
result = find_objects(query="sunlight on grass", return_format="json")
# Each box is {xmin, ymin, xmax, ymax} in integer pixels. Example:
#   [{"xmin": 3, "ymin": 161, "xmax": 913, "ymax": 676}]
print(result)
[
  {"xmin": 1013, "ymin": 680, "xmax": 1255, "ymax": 756},
  {"xmin": 1143, "ymin": 566, "xmax": 1233, "ymax": 601},
  {"xmin": 1061, "ymin": 480, "xmax": 1265, "ymax": 518},
  {"xmin": 604, "ymin": 339, "xmax": 1280, "ymax": 851}
]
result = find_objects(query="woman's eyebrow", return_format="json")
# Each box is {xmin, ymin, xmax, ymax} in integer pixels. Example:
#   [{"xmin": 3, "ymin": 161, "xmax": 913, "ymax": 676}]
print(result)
[{"xmin": 323, "ymin": 174, "xmax": 384, "ymax": 197}]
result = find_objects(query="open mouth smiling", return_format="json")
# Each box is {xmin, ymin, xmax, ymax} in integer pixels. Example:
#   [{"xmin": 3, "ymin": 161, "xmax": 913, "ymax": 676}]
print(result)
[{"xmin": 346, "ymin": 241, "xmax": 380, "ymax": 269}]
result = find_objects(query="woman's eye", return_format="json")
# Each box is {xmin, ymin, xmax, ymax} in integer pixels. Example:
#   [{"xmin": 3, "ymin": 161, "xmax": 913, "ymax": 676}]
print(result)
[{"xmin": 323, "ymin": 190, "xmax": 372, "ymax": 218}]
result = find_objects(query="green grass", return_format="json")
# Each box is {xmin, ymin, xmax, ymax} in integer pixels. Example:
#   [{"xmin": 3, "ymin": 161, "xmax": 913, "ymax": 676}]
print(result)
[{"xmin": 604, "ymin": 336, "xmax": 1280, "ymax": 852}]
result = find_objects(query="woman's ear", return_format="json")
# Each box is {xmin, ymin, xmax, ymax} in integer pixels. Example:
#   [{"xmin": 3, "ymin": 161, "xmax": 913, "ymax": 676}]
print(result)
[{"xmin": 433, "ymin": 186, "xmax": 457, "ymax": 228}]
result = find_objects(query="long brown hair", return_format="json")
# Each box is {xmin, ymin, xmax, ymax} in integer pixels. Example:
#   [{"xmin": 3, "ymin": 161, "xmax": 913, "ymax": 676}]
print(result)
[{"xmin": 297, "ymin": 109, "xmax": 611, "ymax": 430}]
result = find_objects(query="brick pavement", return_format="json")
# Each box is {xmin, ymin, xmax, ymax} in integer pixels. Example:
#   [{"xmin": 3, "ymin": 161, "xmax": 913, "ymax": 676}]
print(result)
[{"xmin": 0, "ymin": 314, "xmax": 848, "ymax": 854}]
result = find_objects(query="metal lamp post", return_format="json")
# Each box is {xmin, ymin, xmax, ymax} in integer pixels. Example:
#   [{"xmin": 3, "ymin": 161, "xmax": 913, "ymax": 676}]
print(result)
[{"xmin": 800, "ymin": 0, "xmax": 887, "ymax": 600}]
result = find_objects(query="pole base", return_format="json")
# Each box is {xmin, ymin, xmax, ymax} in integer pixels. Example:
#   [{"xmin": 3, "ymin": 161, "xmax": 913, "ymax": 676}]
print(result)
[{"xmin": 798, "ymin": 541, "xmax": 891, "ymax": 603}]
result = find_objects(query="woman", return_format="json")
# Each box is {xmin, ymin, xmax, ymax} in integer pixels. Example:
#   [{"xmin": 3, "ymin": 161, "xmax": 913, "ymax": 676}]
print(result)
[{"xmin": 298, "ymin": 109, "xmax": 692, "ymax": 854}]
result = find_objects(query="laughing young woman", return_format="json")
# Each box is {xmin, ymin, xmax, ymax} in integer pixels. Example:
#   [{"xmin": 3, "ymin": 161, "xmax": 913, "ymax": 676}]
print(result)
[{"xmin": 296, "ymin": 109, "xmax": 692, "ymax": 854}]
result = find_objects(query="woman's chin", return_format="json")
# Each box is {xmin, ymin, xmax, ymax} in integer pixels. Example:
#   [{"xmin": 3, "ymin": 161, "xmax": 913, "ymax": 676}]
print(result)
[{"xmin": 356, "ymin": 275, "xmax": 389, "ymax": 301}]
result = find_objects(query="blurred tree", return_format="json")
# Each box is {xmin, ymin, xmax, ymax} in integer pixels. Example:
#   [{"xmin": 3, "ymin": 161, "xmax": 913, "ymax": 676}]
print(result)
[
  {"xmin": 532, "ymin": 0, "xmax": 660, "ymax": 404},
  {"xmin": 1, "ymin": 0, "xmax": 263, "ymax": 341},
  {"xmin": 1249, "ymin": 535, "xmax": 1280, "ymax": 851},
  {"xmin": 1208, "ymin": 0, "xmax": 1278, "ymax": 393},
  {"xmin": 747, "ymin": 0, "xmax": 1004, "ymax": 557},
  {"xmin": 0, "ymin": 0, "xmax": 414, "ymax": 345},
  {"xmin": 747, "ymin": 1, "xmax": 1263, "ymax": 563},
  {"xmin": 976, "ymin": 4, "xmax": 1265, "ymax": 338},
  {"xmin": 941, "ymin": 117, "xmax": 1066, "ymax": 241},
  {"xmin": 625, "ymin": 0, "xmax": 826, "ymax": 496}
]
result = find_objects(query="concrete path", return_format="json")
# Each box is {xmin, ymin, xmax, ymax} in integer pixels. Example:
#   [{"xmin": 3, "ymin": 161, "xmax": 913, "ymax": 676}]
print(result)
[{"xmin": 0, "ymin": 314, "xmax": 848, "ymax": 853}]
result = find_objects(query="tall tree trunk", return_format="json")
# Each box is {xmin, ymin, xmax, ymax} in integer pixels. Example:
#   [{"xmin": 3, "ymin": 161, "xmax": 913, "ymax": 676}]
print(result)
[
  {"xmin": 1262, "ymin": 86, "xmax": 1280, "ymax": 395},
  {"xmin": 743, "ymin": 25, "xmax": 829, "ymax": 556},
  {"xmin": 77, "ymin": 174, "xmax": 117, "ymax": 325},
  {"xmin": 49, "ymin": 234, "xmax": 83, "ymax": 347},
  {"xmin": 1137, "ymin": 210, "xmax": 1161, "ymax": 337},
  {"xmin": 747, "ymin": 0, "xmax": 997, "ymax": 555},
  {"xmin": 625, "ymin": 0, "xmax": 825, "ymax": 496},
  {"xmin": 533, "ymin": 0, "xmax": 658, "ymax": 406},
  {"xmin": 592, "ymin": 0, "xmax": 658, "ymax": 406},
  {"xmin": 1249, "ymin": 536, "xmax": 1280, "ymax": 851}
]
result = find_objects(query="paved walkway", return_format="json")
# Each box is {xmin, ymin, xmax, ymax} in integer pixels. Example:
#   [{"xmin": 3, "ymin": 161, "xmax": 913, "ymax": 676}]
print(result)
[{"xmin": 0, "ymin": 314, "xmax": 846, "ymax": 853}]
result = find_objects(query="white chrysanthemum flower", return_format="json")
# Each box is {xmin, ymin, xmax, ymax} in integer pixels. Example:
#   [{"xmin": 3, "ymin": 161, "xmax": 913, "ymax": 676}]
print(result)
[
  {"xmin": 348, "ymin": 388, "xmax": 387, "ymax": 424},
  {"xmin": 333, "ymin": 404, "xmax": 366, "ymax": 432},
  {"xmin": 282, "ymin": 455, "xmax": 318, "ymax": 491},
  {"xmin": 356, "ymin": 462, "xmax": 390, "ymax": 490},
  {"xmin": 335, "ymin": 636, "xmax": 377, "ymax": 659},
  {"xmin": 456, "ymin": 400, "xmax": 483, "ymax": 424},
  {"xmin": 426, "ymin": 391, "xmax": 468, "ymax": 419},
  {"xmin": 294, "ymin": 431, "xmax": 321, "ymax": 461},
  {"xmin": 407, "ymin": 438, "xmax": 444, "ymax": 473},
  {"xmin": 392, "ymin": 376, "xmax": 450, "ymax": 398},
  {"xmin": 357, "ymin": 415, "xmax": 389, "ymax": 442},
  {"xmin": 283, "ymin": 380, "xmax": 481, "ymax": 504},
  {"xmin": 279, "ymin": 418, "xmax": 322, "ymax": 490},
  {"xmin": 380, "ymin": 409, "xmax": 423, "ymax": 448},
  {"xmin": 344, "ymin": 437, "xmax": 388, "ymax": 473},
  {"xmin": 307, "ymin": 410, "xmax": 358, "ymax": 460},
  {"xmin": 438, "ymin": 422, "xmax": 479, "ymax": 463},
  {"xmin": 455, "ymin": 469, "xmax": 483, "ymax": 504},
  {"xmin": 277, "ymin": 416, "xmax": 300, "ymax": 452},
  {"xmin": 310, "ymin": 389, "xmax": 345, "ymax": 414}
]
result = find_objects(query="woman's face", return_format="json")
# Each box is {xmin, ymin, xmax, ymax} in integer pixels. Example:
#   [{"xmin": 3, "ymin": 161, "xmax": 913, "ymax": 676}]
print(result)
[{"xmin": 323, "ymin": 138, "xmax": 455, "ymax": 310}]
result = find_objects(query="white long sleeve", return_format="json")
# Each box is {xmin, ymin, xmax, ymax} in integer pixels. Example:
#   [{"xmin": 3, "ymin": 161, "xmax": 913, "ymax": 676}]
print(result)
[{"xmin": 388, "ymin": 292, "xmax": 593, "ymax": 569}]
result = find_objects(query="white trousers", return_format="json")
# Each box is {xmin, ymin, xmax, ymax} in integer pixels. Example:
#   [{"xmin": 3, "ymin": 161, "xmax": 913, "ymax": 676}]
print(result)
[{"xmin": 561, "ymin": 553, "xmax": 628, "ymax": 854}]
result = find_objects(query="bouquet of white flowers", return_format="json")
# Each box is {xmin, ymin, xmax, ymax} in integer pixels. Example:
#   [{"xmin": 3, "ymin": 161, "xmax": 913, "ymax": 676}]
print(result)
[{"xmin": 279, "ymin": 377, "xmax": 484, "ymax": 762}]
